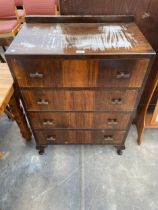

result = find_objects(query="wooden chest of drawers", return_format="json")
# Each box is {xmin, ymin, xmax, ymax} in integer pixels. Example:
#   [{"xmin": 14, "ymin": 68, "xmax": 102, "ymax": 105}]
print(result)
[{"xmin": 6, "ymin": 16, "xmax": 155, "ymax": 155}]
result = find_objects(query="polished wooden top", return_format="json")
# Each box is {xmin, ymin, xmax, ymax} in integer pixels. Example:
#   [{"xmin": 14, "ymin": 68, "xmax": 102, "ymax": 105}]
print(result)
[
  {"xmin": 0, "ymin": 64, "xmax": 13, "ymax": 116},
  {"xmin": 6, "ymin": 22, "xmax": 154, "ymax": 57}
]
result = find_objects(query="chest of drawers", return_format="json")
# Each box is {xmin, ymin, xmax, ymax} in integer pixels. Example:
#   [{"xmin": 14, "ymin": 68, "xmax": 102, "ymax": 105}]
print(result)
[{"xmin": 6, "ymin": 16, "xmax": 155, "ymax": 155}]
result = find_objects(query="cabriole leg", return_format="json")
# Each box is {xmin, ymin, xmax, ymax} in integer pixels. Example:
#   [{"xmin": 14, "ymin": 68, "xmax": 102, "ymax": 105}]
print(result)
[
  {"xmin": 116, "ymin": 145, "xmax": 126, "ymax": 155},
  {"xmin": 36, "ymin": 145, "xmax": 45, "ymax": 155}
]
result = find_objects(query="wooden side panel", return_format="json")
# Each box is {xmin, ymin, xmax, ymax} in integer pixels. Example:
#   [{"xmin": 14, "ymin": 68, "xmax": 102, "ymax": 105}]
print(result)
[
  {"xmin": 0, "ymin": 64, "xmax": 13, "ymax": 116},
  {"xmin": 21, "ymin": 89, "xmax": 139, "ymax": 111}
]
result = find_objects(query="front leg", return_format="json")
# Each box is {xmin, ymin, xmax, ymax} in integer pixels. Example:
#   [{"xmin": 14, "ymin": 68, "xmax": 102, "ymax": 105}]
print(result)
[
  {"xmin": 116, "ymin": 145, "xmax": 126, "ymax": 155},
  {"xmin": 36, "ymin": 145, "xmax": 46, "ymax": 155}
]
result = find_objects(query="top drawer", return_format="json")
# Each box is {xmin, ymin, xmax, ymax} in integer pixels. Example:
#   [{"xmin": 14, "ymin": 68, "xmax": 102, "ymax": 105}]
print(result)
[{"xmin": 11, "ymin": 59, "xmax": 149, "ymax": 88}]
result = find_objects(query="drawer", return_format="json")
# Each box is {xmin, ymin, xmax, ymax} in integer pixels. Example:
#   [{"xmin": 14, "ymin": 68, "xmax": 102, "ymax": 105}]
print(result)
[
  {"xmin": 12, "ymin": 59, "xmax": 149, "ymax": 88},
  {"xmin": 29, "ymin": 112, "xmax": 131, "ymax": 130},
  {"xmin": 35, "ymin": 130, "xmax": 126, "ymax": 145},
  {"xmin": 21, "ymin": 89, "xmax": 138, "ymax": 112}
]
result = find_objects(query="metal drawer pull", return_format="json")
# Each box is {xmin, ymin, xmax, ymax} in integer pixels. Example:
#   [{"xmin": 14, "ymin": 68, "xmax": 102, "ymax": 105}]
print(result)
[
  {"xmin": 46, "ymin": 136, "xmax": 56, "ymax": 141},
  {"xmin": 43, "ymin": 120, "xmax": 54, "ymax": 126},
  {"xmin": 104, "ymin": 135, "xmax": 113, "ymax": 141},
  {"xmin": 29, "ymin": 72, "xmax": 43, "ymax": 78},
  {"xmin": 37, "ymin": 99, "xmax": 49, "ymax": 105},
  {"xmin": 111, "ymin": 98, "xmax": 122, "ymax": 105},
  {"xmin": 116, "ymin": 71, "xmax": 130, "ymax": 79},
  {"xmin": 107, "ymin": 119, "xmax": 118, "ymax": 125}
]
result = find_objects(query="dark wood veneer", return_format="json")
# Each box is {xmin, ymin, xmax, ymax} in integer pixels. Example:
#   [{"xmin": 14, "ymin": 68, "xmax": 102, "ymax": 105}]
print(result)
[
  {"xmin": 12, "ymin": 59, "xmax": 149, "ymax": 88},
  {"xmin": 5, "ymin": 16, "xmax": 155, "ymax": 154},
  {"xmin": 21, "ymin": 89, "xmax": 139, "ymax": 112},
  {"xmin": 35, "ymin": 130, "xmax": 126, "ymax": 145},
  {"xmin": 29, "ymin": 112, "xmax": 131, "ymax": 130}
]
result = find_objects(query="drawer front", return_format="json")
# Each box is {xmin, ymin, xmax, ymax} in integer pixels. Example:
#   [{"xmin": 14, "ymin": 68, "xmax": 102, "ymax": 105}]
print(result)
[
  {"xmin": 21, "ymin": 89, "xmax": 138, "ymax": 112},
  {"xmin": 29, "ymin": 112, "xmax": 131, "ymax": 130},
  {"xmin": 12, "ymin": 59, "xmax": 149, "ymax": 88},
  {"xmin": 35, "ymin": 130, "xmax": 126, "ymax": 145}
]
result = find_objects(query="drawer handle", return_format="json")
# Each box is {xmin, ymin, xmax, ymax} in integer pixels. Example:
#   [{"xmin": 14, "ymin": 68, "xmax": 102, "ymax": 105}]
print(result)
[
  {"xmin": 104, "ymin": 135, "xmax": 113, "ymax": 141},
  {"xmin": 107, "ymin": 118, "xmax": 118, "ymax": 125},
  {"xmin": 46, "ymin": 136, "xmax": 56, "ymax": 141},
  {"xmin": 111, "ymin": 98, "xmax": 122, "ymax": 105},
  {"xmin": 116, "ymin": 71, "xmax": 130, "ymax": 79},
  {"xmin": 29, "ymin": 72, "xmax": 44, "ymax": 78},
  {"xmin": 37, "ymin": 99, "xmax": 49, "ymax": 105},
  {"xmin": 43, "ymin": 120, "xmax": 54, "ymax": 126}
]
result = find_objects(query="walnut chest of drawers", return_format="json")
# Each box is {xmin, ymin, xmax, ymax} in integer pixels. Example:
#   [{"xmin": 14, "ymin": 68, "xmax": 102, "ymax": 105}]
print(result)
[{"xmin": 6, "ymin": 16, "xmax": 155, "ymax": 155}]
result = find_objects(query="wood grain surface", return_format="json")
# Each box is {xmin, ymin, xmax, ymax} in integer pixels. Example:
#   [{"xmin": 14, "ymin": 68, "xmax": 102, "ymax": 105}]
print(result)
[
  {"xmin": 0, "ymin": 64, "xmax": 13, "ymax": 116},
  {"xmin": 5, "ymin": 17, "xmax": 155, "ymax": 153},
  {"xmin": 21, "ymin": 89, "xmax": 139, "ymax": 112},
  {"xmin": 35, "ymin": 130, "xmax": 126, "ymax": 145},
  {"xmin": 6, "ymin": 22, "xmax": 154, "ymax": 56},
  {"xmin": 12, "ymin": 59, "xmax": 149, "ymax": 88},
  {"xmin": 29, "ymin": 112, "xmax": 131, "ymax": 129}
]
